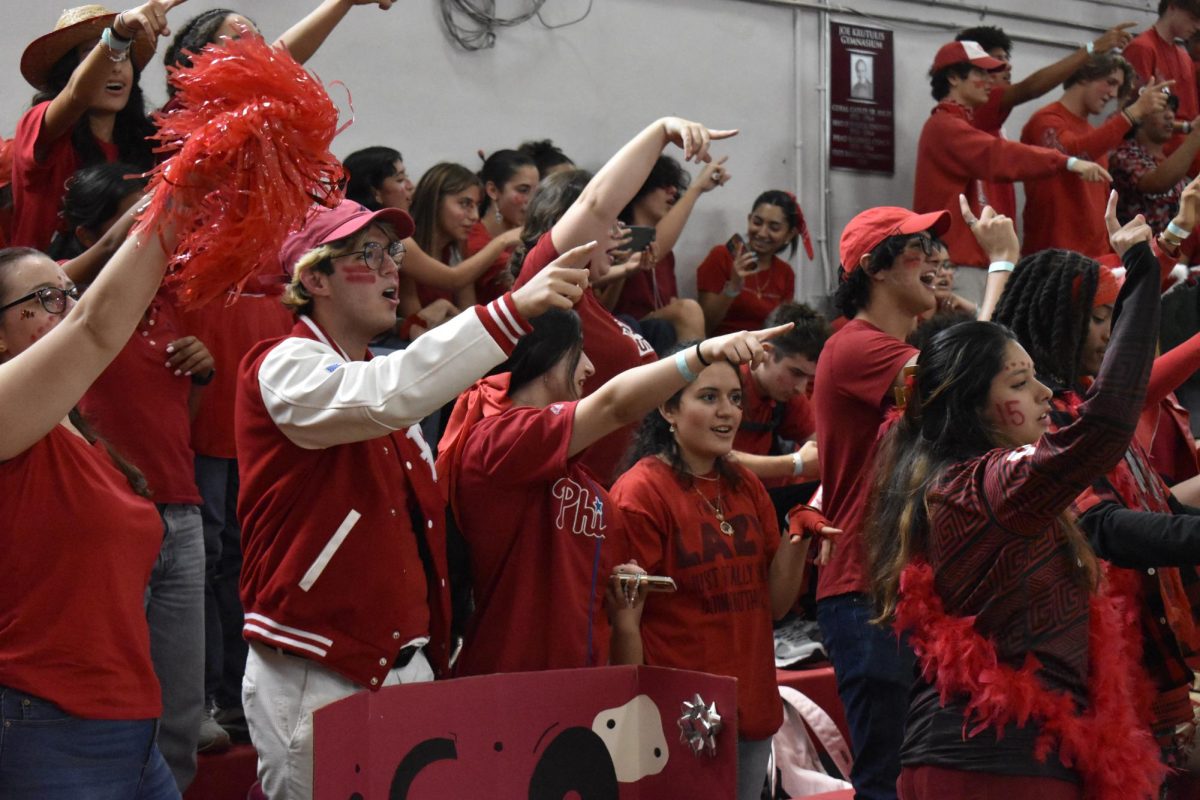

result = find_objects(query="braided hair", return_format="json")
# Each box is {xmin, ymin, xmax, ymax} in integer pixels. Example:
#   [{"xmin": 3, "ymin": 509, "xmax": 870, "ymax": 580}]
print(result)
[{"xmin": 991, "ymin": 248, "xmax": 1098, "ymax": 390}]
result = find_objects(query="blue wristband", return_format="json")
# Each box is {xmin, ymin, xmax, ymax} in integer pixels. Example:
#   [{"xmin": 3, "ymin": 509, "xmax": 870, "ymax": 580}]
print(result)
[
  {"xmin": 675, "ymin": 350, "xmax": 698, "ymax": 382},
  {"xmin": 1167, "ymin": 221, "xmax": 1191, "ymax": 240}
]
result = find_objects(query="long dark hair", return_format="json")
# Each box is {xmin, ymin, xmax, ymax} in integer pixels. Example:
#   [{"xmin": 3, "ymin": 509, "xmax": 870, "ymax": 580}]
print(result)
[
  {"xmin": 408, "ymin": 163, "xmax": 481, "ymax": 253},
  {"xmin": 163, "ymin": 8, "xmax": 253, "ymax": 94},
  {"xmin": 619, "ymin": 156, "xmax": 688, "ymax": 224},
  {"xmin": 47, "ymin": 162, "xmax": 147, "ymax": 260},
  {"xmin": 621, "ymin": 344, "xmax": 742, "ymax": 488},
  {"xmin": 343, "ymin": 146, "xmax": 402, "ymax": 211},
  {"xmin": 509, "ymin": 168, "xmax": 592, "ymax": 276},
  {"xmin": 864, "ymin": 321, "xmax": 1097, "ymax": 621},
  {"xmin": 33, "ymin": 52, "xmax": 155, "ymax": 170},
  {"xmin": 478, "ymin": 149, "xmax": 536, "ymax": 218},
  {"xmin": 991, "ymin": 248, "xmax": 1098, "ymax": 391},
  {"xmin": 499, "ymin": 308, "xmax": 584, "ymax": 396},
  {"xmin": 0, "ymin": 247, "xmax": 148, "ymax": 496},
  {"xmin": 751, "ymin": 190, "xmax": 802, "ymax": 258}
]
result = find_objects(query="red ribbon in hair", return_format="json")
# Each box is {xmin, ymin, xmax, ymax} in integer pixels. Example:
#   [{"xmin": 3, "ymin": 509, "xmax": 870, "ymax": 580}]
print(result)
[{"xmin": 784, "ymin": 191, "xmax": 815, "ymax": 261}]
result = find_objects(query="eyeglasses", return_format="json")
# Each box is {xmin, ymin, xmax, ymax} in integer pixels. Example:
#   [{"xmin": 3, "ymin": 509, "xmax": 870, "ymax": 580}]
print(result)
[
  {"xmin": 0, "ymin": 285, "xmax": 81, "ymax": 316},
  {"xmin": 340, "ymin": 240, "xmax": 405, "ymax": 274}
]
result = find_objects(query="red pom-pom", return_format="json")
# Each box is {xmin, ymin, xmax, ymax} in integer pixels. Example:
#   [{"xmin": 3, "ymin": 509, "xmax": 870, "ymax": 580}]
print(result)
[{"xmin": 136, "ymin": 32, "xmax": 346, "ymax": 307}]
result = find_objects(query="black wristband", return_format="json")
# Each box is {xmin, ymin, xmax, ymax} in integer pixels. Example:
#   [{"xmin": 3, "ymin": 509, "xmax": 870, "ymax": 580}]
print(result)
[
  {"xmin": 191, "ymin": 369, "xmax": 215, "ymax": 386},
  {"xmin": 694, "ymin": 341, "xmax": 711, "ymax": 367},
  {"xmin": 108, "ymin": 19, "xmax": 132, "ymax": 43}
]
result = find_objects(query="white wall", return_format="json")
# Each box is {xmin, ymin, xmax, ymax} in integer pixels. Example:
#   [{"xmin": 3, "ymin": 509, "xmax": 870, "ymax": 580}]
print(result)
[{"xmin": 0, "ymin": 0, "xmax": 1159, "ymax": 308}]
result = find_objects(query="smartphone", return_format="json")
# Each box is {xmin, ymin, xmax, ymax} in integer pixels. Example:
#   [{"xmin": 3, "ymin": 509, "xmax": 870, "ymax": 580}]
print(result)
[
  {"xmin": 625, "ymin": 225, "xmax": 657, "ymax": 252},
  {"xmin": 617, "ymin": 574, "xmax": 677, "ymax": 592},
  {"xmin": 725, "ymin": 233, "xmax": 746, "ymax": 256}
]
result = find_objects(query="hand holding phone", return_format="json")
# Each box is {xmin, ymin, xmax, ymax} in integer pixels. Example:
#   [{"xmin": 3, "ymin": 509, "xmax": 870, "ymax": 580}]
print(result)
[{"xmin": 626, "ymin": 225, "xmax": 657, "ymax": 253}]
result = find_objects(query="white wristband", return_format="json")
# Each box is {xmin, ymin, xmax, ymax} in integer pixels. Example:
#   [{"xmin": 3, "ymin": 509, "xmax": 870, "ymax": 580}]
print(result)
[
  {"xmin": 988, "ymin": 260, "xmax": 1015, "ymax": 273},
  {"xmin": 792, "ymin": 450, "xmax": 805, "ymax": 476},
  {"xmin": 1066, "ymin": 156, "xmax": 1079, "ymax": 171},
  {"xmin": 1167, "ymin": 221, "xmax": 1192, "ymax": 240},
  {"xmin": 1086, "ymin": 41, "xmax": 1095, "ymax": 56},
  {"xmin": 721, "ymin": 281, "xmax": 741, "ymax": 298}
]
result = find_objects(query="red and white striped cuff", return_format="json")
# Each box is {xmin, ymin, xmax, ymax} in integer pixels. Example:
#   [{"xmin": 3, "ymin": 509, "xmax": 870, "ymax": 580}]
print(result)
[{"xmin": 477, "ymin": 292, "xmax": 532, "ymax": 355}]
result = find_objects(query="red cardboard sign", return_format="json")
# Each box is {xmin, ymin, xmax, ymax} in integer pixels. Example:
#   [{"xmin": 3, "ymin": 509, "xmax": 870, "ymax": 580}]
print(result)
[{"xmin": 313, "ymin": 665, "xmax": 736, "ymax": 798}]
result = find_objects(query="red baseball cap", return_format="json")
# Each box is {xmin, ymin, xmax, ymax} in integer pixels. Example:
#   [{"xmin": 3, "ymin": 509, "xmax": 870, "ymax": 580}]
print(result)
[
  {"xmin": 280, "ymin": 200, "xmax": 414, "ymax": 275},
  {"xmin": 930, "ymin": 40, "xmax": 1007, "ymax": 74},
  {"xmin": 839, "ymin": 206, "xmax": 952, "ymax": 275}
]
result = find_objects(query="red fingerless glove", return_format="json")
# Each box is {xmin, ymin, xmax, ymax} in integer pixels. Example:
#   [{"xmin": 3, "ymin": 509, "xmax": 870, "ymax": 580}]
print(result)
[{"xmin": 786, "ymin": 503, "xmax": 832, "ymax": 541}]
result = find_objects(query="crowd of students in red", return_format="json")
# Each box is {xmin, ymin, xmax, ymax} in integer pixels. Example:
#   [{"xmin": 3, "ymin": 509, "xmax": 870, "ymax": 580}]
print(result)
[{"xmin": 8, "ymin": 1, "xmax": 1200, "ymax": 799}]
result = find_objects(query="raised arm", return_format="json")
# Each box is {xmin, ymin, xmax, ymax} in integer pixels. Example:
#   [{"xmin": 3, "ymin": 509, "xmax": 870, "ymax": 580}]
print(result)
[
  {"xmin": 275, "ymin": 0, "xmax": 392, "ymax": 64},
  {"xmin": 39, "ymin": 0, "xmax": 183, "ymax": 155},
  {"xmin": 988, "ymin": 200, "xmax": 1160, "ymax": 533},
  {"xmin": 550, "ymin": 117, "xmax": 736, "ymax": 254},
  {"xmin": 569, "ymin": 324, "xmax": 792, "ymax": 457},
  {"xmin": 959, "ymin": 196, "xmax": 1021, "ymax": 321},
  {"xmin": 1001, "ymin": 22, "xmax": 1136, "ymax": 110},
  {"xmin": 400, "ymin": 229, "xmax": 521, "ymax": 290},
  {"xmin": 653, "ymin": 158, "xmax": 729, "ymax": 256},
  {"xmin": 264, "ymin": 245, "xmax": 592, "ymax": 448},
  {"xmin": 0, "ymin": 212, "xmax": 174, "ymax": 459}
]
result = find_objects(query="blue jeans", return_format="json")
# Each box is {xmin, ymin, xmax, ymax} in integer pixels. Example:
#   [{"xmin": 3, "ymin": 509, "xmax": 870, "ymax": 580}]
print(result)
[
  {"xmin": 146, "ymin": 504, "xmax": 206, "ymax": 790},
  {"xmin": 196, "ymin": 455, "xmax": 247, "ymax": 711},
  {"xmin": 817, "ymin": 592, "xmax": 915, "ymax": 800},
  {"xmin": 0, "ymin": 687, "xmax": 179, "ymax": 799}
]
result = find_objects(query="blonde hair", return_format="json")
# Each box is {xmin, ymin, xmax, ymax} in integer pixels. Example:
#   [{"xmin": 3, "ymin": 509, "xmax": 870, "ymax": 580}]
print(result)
[{"xmin": 281, "ymin": 222, "xmax": 397, "ymax": 315}]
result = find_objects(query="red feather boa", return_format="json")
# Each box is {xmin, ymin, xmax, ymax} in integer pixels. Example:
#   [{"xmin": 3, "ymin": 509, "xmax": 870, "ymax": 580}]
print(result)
[
  {"xmin": 895, "ymin": 560, "xmax": 1167, "ymax": 799},
  {"xmin": 136, "ymin": 32, "xmax": 346, "ymax": 307}
]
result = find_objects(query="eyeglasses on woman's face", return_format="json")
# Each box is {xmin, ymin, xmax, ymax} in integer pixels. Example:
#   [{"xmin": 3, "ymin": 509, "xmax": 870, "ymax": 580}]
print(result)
[{"xmin": 0, "ymin": 285, "xmax": 81, "ymax": 316}]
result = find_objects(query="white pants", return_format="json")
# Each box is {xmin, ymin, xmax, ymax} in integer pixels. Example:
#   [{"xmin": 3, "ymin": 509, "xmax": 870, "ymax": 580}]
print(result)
[{"xmin": 242, "ymin": 641, "xmax": 433, "ymax": 800}]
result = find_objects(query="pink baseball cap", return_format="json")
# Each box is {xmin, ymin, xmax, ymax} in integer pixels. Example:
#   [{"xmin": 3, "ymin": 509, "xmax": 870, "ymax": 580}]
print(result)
[
  {"xmin": 931, "ymin": 40, "xmax": 1007, "ymax": 73},
  {"xmin": 839, "ymin": 207, "xmax": 952, "ymax": 275},
  {"xmin": 280, "ymin": 200, "xmax": 414, "ymax": 275}
]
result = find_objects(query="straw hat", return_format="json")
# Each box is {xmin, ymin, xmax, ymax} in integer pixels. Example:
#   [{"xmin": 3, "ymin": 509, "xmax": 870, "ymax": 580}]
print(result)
[{"xmin": 21, "ymin": 5, "xmax": 156, "ymax": 91}]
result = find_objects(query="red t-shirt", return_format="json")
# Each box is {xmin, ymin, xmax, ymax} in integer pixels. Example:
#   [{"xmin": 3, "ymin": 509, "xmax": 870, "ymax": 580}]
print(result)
[
  {"xmin": 182, "ymin": 283, "xmax": 294, "ymax": 459},
  {"xmin": 695, "ymin": 245, "xmax": 794, "ymax": 334},
  {"xmin": 516, "ymin": 233, "xmax": 657, "ymax": 484},
  {"xmin": 464, "ymin": 221, "xmax": 514, "ymax": 305},
  {"xmin": 453, "ymin": 401, "xmax": 624, "ymax": 676},
  {"xmin": 914, "ymin": 101, "xmax": 1067, "ymax": 267},
  {"xmin": 611, "ymin": 457, "xmax": 784, "ymax": 739},
  {"xmin": 1125, "ymin": 27, "xmax": 1199, "ymax": 122},
  {"xmin": 734, "ymin": 362, "xmax": 815, "ymax": 488},
  {"xmin": 970, "ymin": 87, "xmax": 1018, "ymax": 219},
  {"xmin": 11, "ymin": 101, "xmax": 118, "ymax": 251},
  {"xmin": 812, "ymin": 319, "xmax": 915, "ymax": 600},
  {"xmin": 613, "ymin": 251, "xmax": 678, "ymax": 320},
  {"xmin": 79, "ymin": 286, "xmax": 201, "ymax": 504},
  {"xmin": 0, "ymin": 426, "xmax": 162, "ymax": 719},
  {"xmin": 1019, "ymin": 101, "xmax": 1129, "ymax": 258}
]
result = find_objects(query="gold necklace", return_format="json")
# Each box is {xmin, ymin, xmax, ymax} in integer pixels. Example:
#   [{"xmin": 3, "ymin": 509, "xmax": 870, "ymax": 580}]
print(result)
[{"xmin": 693, "ymin": 482, "xmax": 734, "ymax": 536}]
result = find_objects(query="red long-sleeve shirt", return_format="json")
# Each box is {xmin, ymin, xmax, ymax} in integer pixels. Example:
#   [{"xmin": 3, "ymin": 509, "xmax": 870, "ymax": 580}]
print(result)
[
  {"xmin": 913, "ymin": 100, "xmax": 1067, "ymax": 267},
  {"xmin": 1019, "ymin": 102, "xmax": 1130, "ymax": 257}
]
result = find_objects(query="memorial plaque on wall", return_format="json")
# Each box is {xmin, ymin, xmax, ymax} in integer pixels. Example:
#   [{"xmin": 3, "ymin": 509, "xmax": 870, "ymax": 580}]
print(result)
[{"xmin": 830, "ymin": 22, "xmax": 894, "ymax": 174}]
